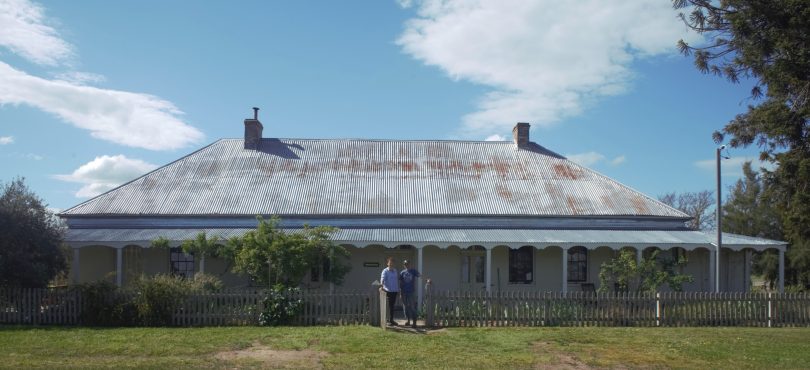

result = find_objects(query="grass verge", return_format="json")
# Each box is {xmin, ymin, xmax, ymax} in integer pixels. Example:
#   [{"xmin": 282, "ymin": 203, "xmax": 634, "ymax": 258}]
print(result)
[{"xmin": 0, "ymin": 325, "xmax": 808, "ymax": 369}]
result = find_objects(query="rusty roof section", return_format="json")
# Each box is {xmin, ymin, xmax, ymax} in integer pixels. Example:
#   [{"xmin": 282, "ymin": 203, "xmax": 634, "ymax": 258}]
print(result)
[{"xmin": 61, "ymin": 138, "xmax": 688, "ymax": 218}]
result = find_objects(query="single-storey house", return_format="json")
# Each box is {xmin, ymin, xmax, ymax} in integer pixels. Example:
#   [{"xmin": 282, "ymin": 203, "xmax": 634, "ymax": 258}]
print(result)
[{"xmin": 60, "ymin": 111, "xmax": 787, "ymax": 304}]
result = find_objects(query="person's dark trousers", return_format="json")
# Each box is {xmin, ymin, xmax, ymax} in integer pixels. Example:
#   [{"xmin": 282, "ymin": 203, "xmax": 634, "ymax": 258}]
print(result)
[
  {"xmin": 386, "ymin": 291, "xmax": 398, "ymax": 324},
  {"xmin": 402, "ymin": 291, "xmax": 417, "ymax": 324}
]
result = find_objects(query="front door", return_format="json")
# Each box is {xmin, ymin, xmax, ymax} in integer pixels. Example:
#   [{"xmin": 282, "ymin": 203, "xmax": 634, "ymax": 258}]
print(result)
[{"xmin": 460, "ymin": 247, "xmax": 486, "ymax": 291}]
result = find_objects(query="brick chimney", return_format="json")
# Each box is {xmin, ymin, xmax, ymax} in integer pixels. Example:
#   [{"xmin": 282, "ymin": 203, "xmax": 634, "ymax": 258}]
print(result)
[
  {"xmin": 512, "ymin": 122, "xmax": 530, "ymax": 148},
  {"xmin": 244, "ymin": 107, "xmax": 263, "ymax": 150}
]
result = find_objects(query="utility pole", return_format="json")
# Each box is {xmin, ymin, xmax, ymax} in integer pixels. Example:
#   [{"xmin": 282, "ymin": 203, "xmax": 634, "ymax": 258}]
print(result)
[{"xmin": 715, "ymin": 145, "xmax": 726, "ymax": 293}]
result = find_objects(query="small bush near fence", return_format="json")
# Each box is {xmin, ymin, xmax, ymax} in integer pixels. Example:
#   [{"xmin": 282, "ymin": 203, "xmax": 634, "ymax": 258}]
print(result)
[
  {"xmin": 73, "ymin": 280, "xmax": 137, "ymax": 326},
  {"xmin": 50, "ymin": 273, "xmax": 224, "ymax": 326},
  {"xmin": 132, "ymin": 274, "xmax": 221, "ymax": 326},
  {"xmin": 259, "ymin": 285, "xmax": 303, "ymax": 326}
]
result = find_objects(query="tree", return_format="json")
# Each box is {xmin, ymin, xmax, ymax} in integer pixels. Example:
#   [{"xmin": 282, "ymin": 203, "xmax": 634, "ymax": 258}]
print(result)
[
  {"xmin": 179, "ymin": 232, "xmax": 234, "ymax": 275},
  {"xmin": 722, "ymin": 162, "xmax": 784, "ymax": 288},
  {"xmin": 598, "ymin": 249, "xmax": 693, "ymax": 293},
  {"xmin": 0, "ymin": 178, "xmax": 67, "ymax": 288},
  {"xmin": 229, "ymin": 216, "xmax": 350, "ymax": 288},
  {"xmin": 658, "ymin": 190, "xmax": 715, "ymax": 230},
  {"xmin": 674, "ymin": 0, "xmax": 810, "ymax": 288}
]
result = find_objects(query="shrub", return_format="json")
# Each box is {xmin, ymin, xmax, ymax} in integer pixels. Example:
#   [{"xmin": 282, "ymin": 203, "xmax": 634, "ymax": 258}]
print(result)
[
  {"xmin": 73, "ymin": 280, "xmax": 137, "ymax": 326},
  {"xmin": 132, "ymin": 273, "xmax": 224, "ymax": 326},
  {"xmin": 73, "ymin": 274, "xmax": 224, "ymax": 326},
  {"xmin": 188, "ymin": 272, "xmax": 224, "ymax": 293},
  {"xmin": 132, "ymin": 274, "xmax": 188, "ymax": 326},
  {"xmin": 785, "ymin": 284, "xmax": 806, "ymax": 293},
  {"xmin": 259, "ymin": 284, "xmax": 303, "ymax": 326}
]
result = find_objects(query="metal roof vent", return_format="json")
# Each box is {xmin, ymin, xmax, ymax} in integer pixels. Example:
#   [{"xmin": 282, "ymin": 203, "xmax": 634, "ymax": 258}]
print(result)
[{"xmin": 244, "ymin": 107, "xmax": 263, "ymax": 150}]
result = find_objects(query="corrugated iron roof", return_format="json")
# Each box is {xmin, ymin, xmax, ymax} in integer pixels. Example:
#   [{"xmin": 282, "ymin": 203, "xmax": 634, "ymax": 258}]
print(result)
[
  {"xmin": 64, "ymin": 228, "xmax": 786, "ymax": 250},
  {"xmin": 61, "ymin": 139, "xmax": 687, "ymax": 218}
]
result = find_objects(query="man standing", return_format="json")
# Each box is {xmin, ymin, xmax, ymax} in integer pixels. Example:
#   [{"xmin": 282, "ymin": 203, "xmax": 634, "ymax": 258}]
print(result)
[
  {"xmin": 399, "ymin": 259, "xmax": 420, "ymax": 328},
  {"xmin": 380, "ymin": 256, "xmax": 399, "ymax": 326}
]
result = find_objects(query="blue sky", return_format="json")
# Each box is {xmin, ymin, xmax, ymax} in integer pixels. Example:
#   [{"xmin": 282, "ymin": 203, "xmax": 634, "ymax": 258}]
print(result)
[{"xmin": 1, "ymin": 0, "xmax": 767, "ymax": 211}]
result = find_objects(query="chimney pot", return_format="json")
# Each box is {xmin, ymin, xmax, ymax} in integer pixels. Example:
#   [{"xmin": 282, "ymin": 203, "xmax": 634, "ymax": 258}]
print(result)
[
  {"xmin": 512, "ymin": 122, "xmax": 530, "ymax": 148},
  {"xmin": 244, "ymin": 107, "xmax": 263, "ymax": 150}
]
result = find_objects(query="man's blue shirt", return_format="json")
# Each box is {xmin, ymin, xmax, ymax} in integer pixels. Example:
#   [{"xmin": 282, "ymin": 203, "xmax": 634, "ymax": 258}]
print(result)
[{"xmin": 399, "ymin": 268, "xmax": 420, "ymax": 294}]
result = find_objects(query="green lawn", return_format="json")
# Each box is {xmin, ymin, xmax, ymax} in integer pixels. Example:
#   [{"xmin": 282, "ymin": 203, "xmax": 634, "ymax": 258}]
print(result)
[{"xmin": 1, "ymin": 325, "xmax": 808, "ymax": 369}]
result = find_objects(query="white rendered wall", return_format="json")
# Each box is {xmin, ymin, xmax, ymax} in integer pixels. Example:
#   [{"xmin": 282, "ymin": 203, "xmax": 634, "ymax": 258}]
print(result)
[
  {"xmin": 423, "ymin": 246, "xmax": 461, "ymax": 293},
  {"xmin": 535, "ymin": 247, "xmax": 563, "ymax": 291},
  {"xmin": 75, "ymin": 246, "xmax": 115, "ymax": 283},
  {"xmin": 71, "ymin": 243, "xmax": 752, "ymax": 292},
  {"xmin": 723, "ymin": 249, "xmax": 747, "ymax": 292}
]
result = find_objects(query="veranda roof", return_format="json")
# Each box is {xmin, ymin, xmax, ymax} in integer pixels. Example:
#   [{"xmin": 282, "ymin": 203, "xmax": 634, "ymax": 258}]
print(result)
[{"xmin": 64, "ymin": 228, "xmax": 786, "ymax": 251}]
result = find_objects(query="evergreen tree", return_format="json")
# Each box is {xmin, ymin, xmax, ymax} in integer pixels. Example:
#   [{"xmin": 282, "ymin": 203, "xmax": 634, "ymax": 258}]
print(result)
[
  {"xmin": 674, "ymin": 0, "xmax": 810, "ymax": 288},
  {"xmin": 722, "ymin": 162, "xmax": 783, "ymax": 287},
  {"xmin": 0, "ymin": 178, "xmax": 67, "ymax": 288}
]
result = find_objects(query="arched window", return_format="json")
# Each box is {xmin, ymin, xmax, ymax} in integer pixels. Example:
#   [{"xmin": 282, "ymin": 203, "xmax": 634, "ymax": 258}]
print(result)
[
  {"xmin": 509, "ymin": 246, "xmax": 533, "ymax": 284},
  {"xmin": 567, "ymin": 246, "xmax": 587, "ymax": 282}
]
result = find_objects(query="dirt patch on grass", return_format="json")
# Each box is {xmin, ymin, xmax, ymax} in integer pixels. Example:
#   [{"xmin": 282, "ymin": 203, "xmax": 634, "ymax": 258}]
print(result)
[
  {"xmin": 532, "ymin": 341, "xmax": 595, "ymax": 370},
  {"xmin": 425, "ymin": 328, "xmax": 447, "ymax": 335},
  {"xmin": 216, "ymin": 342, "xmax": 327, "ymax": 369}
]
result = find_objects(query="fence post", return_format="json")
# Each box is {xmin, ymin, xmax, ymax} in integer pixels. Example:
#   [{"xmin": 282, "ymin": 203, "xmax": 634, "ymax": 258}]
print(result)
[
  {"xmin": 369, "ymin": 281, "xmax": 381, "ymax": 327},
  {"xmin": 379, "ymin": 289, "xmax": 388, "ymax": 329},
  {"xmin": 425, "ymin": 280, "xmax": 433, "ymax": 328},
  {"xmin": 767, "ymin": 292, "xmax": 772, "ymax": 328},
  {"xmin": 655, "ymin": 292, "xmax": 661, "ymax": 327}
]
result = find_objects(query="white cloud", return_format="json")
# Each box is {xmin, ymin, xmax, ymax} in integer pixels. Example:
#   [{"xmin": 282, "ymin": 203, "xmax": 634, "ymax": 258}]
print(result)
[
  {"xmin": 0, "ymin": 0, "xmax": 203, "ymax": 150},
  {"xmin": 609, "ymin": 155, "xmax": 626, "ymax": 166},
  {"xmin": 566, "ymin": 151, "xmax": 606, "ymax": 167},
  {"xmin": 55, "ymin": 154, "xmax": 158, "ymax": 198},
  {"xmin": 396, "ymin": 0, "xmax": 415, "ymax": 8},
  {"xmin": 397, "ymin": 0, "xmax": 698, "ymax": 137},
  {"xmin": 565, "ymin": 151, "xmax": 626, "ymax": 167},
  {"xmin": 0, "ymin": 0, "xmax": 73, "ymax": 66},
  {"xmin": 21, "ymin": 152, "xmax": 42, "ymax": 160},
  {"xmin": 52, "ymin": 71, "xmax": 106, "ymax": 85},
  {"xmin": 0, "ymin": 62, "xmax": 204, "ymax": 150},
  {"xmin": 5, "ymin": 151, "xmax": 43, "ymax": 160},
  {"xmin": 695, "ymin": 156, "xmax": 777, "ymax": 177},
  {"xmin": 485, "ymin": 134, "xmax": 506, "ymax": 141},
  {"xmin": 0, "ymin": 135, "xmax": 13, "ymax": 144}
]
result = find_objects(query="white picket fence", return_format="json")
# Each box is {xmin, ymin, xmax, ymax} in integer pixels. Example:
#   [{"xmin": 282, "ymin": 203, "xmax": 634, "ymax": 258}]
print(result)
[
  {"xmin": 423, "ymin": 290, "xmax": 810, "ymax": 327},
  {"xmin": 172, "ymin": 289, "xmax": 373, "ymax": 326},
  {"xmin": 2, "ymin": 287, "xmax": 809, "ymax": 327},
  {"xmin": 0, "ymin": 287, "xmax": 81, "ymax": 325}
]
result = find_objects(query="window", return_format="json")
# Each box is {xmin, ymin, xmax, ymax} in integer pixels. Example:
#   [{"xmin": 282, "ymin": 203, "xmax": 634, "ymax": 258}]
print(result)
[
  {"xmin": 670, "ymin": 247, "xmax": 686, "ymax": 262},
  {"xmin": 567, "ymin": 246, "xmax": 587, "ymax": 282},
  {"xmin": 311, "ymin": 259, "xmax": 331, "ymax": 282},
  {"xmin": 170, "ymin": 247, "xmax": 195, "ymax": 278},
  {"xmin": 509, "ymin": 246, "xmax": 533, "ymax": 284},
  {"xmin": 461, "ymin": 246, "xmax": 486, "ymax": 284}
]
